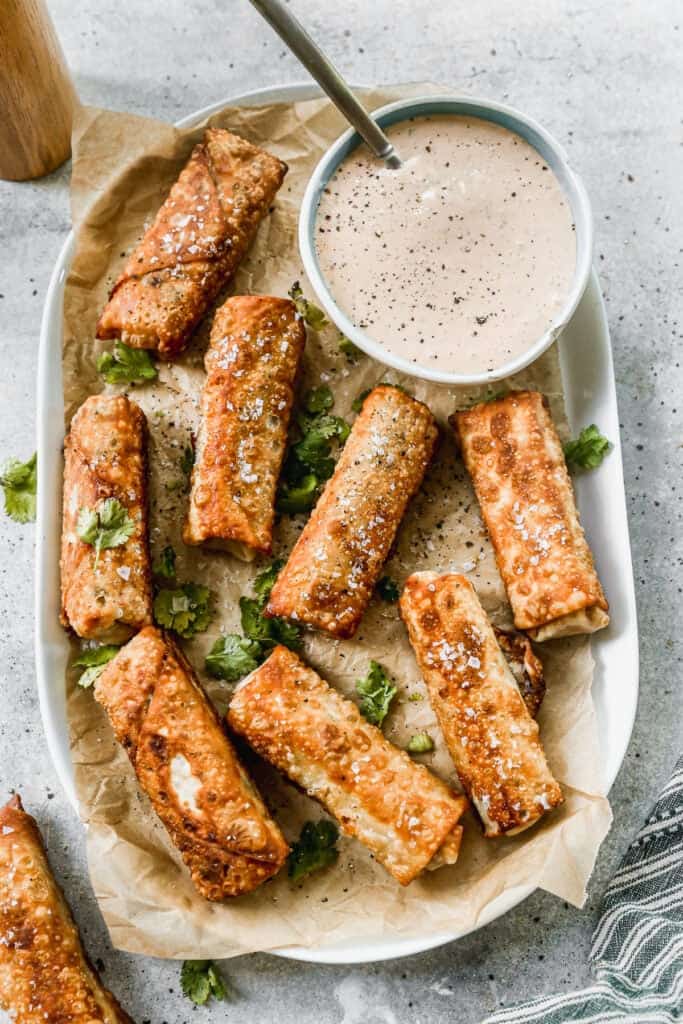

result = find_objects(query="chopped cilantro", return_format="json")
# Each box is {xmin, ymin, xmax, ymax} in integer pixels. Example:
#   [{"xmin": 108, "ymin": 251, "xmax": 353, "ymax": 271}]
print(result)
[
  {"xmin": 1, "ymin": 452, "xmax": 37, "ymax": 524},
  {"xmin": 206, "ymin": 634, "xmax": 262, "ymax": 681},
  {"xmin": 252, "ymin": 559, "xmax": 284, "ymax": 605},
  {"xmin": 339, "ymin": 335, "xmax": 362, "ymax": 362},
  {"xmin": 406, "ymin": 731, "xmax": 435, "ymax": 754},
  {"xmin": 563, "ymin": 425, "xmax": 612, "ymax": 470},
  {"xmin": 277, "ymin": 390, "xmax": 349, "ymax": 515},
  {"xmin": 304, "ymin": 385, "xmax": 333, "ymax": 414},
  {"xmin": 356, "ymin": 661, "xmax": 397, "ymax": 728},
  {"xmin": 73, "ymin": 645, "xmax": 120, "ymax": 688},
  {"xmin": 76, "ymin": 498, "xmax": 135, "ymax": 566},
  {"xmin": 352, "ymin": 388, "xmax": 371, "ymax": 413},
  {"xmin": 288, "ymin": 281, "xmax": 328, "ymax": 330},
  {"xmin": 97, "ymin": 341, "xmax": 157, "ymax": 385},
  {"xmin": 153, "ymin": 583, "xmax": 212, "ymax": 638},
  {"xmin": 153, "ymin": 545, "xmax": 176, "ymax": 579},
  {"xmin": 277, "ymin": 473, "xmax": 319, "ymax": 514},
  {"xmin": 180, "ymin": 960, "xmax": 227, "ymax": 1006},
  {"xmin": 288, "ymin": 819, "xmax": 339, "ymax": 882},
  {"xmin": 376, "ymin": 576, "xmax": 399, "ymax": 602}
]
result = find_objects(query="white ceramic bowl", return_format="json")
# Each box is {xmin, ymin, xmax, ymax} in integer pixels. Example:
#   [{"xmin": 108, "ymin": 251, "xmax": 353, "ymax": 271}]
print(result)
[{"xmin": 299, "ymin": 94, "xmax": 594, "ymax": 385}]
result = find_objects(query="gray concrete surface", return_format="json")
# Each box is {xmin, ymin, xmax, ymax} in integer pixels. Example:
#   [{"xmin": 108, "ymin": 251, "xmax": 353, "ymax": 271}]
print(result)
[{"xmin": 0, "ymin": 0, "xmax": 681, "ymax": 1021}]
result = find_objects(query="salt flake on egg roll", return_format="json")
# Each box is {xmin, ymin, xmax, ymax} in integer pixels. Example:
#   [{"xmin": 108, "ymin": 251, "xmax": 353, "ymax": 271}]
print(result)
[
  {"xmin": 0, "ymin": 795, "xmax": 133, "ymax": 1024},
  {"xmin": 227, "ymin": 646, "xmax": 467, "ymax": 886},
  {"xmin": 96, "ymin": 129, "xmax": 287, "ymax": 360},
  {"xmin": 183, "ymin": 295, "xmax": 305, "ymax": 559},
  {"xmin": 451, "ymin": 390, "xmax": 609, "ymax": 641},
  {"xmin": 265, "ymin": 385, "xmax": 439, "ymax": 638},
  {"xmin": 60, "ymin": 393, "xmax": 153, "ymax": 643},
  {"xmin": 400, "ymin": 572, "xmax": 563, "ymax": 837},
  {"xmin": 94, "ymin": 626, "xmax": 289, "ymax": 899}
]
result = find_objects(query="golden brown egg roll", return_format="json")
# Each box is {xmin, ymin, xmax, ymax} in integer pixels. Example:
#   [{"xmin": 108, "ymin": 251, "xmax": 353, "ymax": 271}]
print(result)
[
  {"xmin": 227, "ymin": 646, "xmax": 467, "ymax": 885},
  {"xmin": 451, "ymin": 391, "xmax": 609, "ymax": 640},
  {"xmin": 400, "ymin": 572, "xmax": 563, "ymax": 837},
  {"xmin": 265, "ymin": 385, "xmax": 439, "ymax": 638},
  {"xmin": 60, "ymin": 394, "xmax": 153, "ymax": 643},
  {"xmin": 183, "ymin": 295, "xmax": 305, "ymax": 558},
  {"xmin": 94, "ymin": 626, "xmax": 288, "ymax": 899},
  {"xmin": 0, "ymin": 795, "xmax": 133, "ymax": 1024},
  {"xmin": 96, "ymin": 128, "xmax": 287, "ymax": 360}
]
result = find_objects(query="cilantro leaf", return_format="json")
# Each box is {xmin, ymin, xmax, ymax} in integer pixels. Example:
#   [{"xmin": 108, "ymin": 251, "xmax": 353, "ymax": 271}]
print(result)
[
  {"xmin": 270, "ymin": 616, "xmax": 303, "ymax": 650},
  {"xmin": 1, "ymin": 452, "xmax": 37, "ymax": 524},
  {"xmin": 291, "ymin": 432, "xmax": 336, "ymax": 479},
  {"xmin": 356, "ymin": 661, "xmax": 397, "ymax": 727},
  {"xmin": 288, "ymin": 819, "xmax": 339, "ymax": 882},
  {"xmin": 153, "ymin": 583, "xmax": 212, "ymax": 638},
  {"xmin": 288, "ymin": 281, "xmax": 329, "ymax": 330},
  {"xmin": 563, "ymin": 425, "xmax": 612, "ymax": 470},
  {"xmin": 352, "ymin": 388, "xmax": 371, "ymax": 414},
  {"xmin": 376, "ymin": 576, "xmax": 399, "ymax": 602},
  {"xmin": 277, "ymin": 473, "xmax": 319, "ymax": 514},
  {"xmin": 153, "ymin": 545, "xmax": 176, "ymax": 579},
  {"xmin": 73, "ymin": 645, "xmax": 120, "ymax": 688},
  {"xmin": 252, "ymin": 560, "xmax": 284, "ymax": 607},
  {"xmin": 304, "ymin": 386, "xmax": 334, "ymax": 414},
  {"xmin": 180, "ymin": 960, "xmax": 227, "ymax": 1006},
  {"xmin": 76, "ymin": 498, "xmax": 135, "ymax": 565},
  {"xmin": 339, "ymin": 335, "xmax": 362, "ymax": 362},
  {"xmin": 97, "ymin": 341, "xmax": 157, "ymax": 385},
  {"xmin": 240, "ymin": 595, "xmax": 302, "ymax": 652},
  {"xmin": 406, "ymin": 731, "xmax": 435, "ymax": 754},
  {"xmin": 206, "ymin": 634, "xmax": 262, "ymax": 681}
]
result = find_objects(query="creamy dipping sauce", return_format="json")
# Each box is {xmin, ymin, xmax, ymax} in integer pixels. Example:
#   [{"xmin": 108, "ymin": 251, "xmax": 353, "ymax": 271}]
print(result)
[{"xmin": 315, "ymin": 115, "xmax": 577, "ymax": 375}]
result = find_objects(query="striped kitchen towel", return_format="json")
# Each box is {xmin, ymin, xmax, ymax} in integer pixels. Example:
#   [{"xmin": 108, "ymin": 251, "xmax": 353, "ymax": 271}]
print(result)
[{"xmin": 483, "ymin": 755, "xmax": 683, "ymax": 1023}]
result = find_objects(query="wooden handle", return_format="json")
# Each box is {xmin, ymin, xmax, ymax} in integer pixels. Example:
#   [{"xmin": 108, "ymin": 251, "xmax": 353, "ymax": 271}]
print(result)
[{"xmin": 0, "ymin": 0, "xmax": 78, "ymax": 180}]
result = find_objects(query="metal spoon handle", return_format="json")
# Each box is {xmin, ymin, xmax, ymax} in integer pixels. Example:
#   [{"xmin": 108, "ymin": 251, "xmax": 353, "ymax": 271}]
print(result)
[{"xmin": 247, "ymin": 0, "xmax": 400, "ymax": 167}]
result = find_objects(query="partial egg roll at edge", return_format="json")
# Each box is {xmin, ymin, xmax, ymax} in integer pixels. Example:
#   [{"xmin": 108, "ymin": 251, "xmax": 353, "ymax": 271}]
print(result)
[
  {"xmin": 0, "ymin": 795, "xmax": 133, "ymax": 1024},
  {"xmin": 451, "ymin": 390, "xmax": 609, "ymax": 641},
  {"xmin": 227, "ymin": 645, "xmax": 467, "ymax": 886},
  {"xmin": 96, "ymin": 128, "xmax": 288, "ymax": 360},
  {"xmin": 60, "ymin": 393, "xmax": 153, "ymax": 643},
  {"xmin": 183, "ymin": 295, "xmax": 305, "ymax": 559},
  {"xmin": 400, "ymin": 571, "xmax": 563, "ymax": 837},
  {"xmin": 266, "ymin": 384, "xmax": 439, "ymax": 638},
  {"xmin": 94, "ymin": 626, "xmax": 289, "ymax": 899}
]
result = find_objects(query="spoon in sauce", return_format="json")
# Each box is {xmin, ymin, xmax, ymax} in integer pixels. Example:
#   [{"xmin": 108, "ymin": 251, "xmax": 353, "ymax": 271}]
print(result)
[{"xmin": 248, "ymin": 0, "xmax": 401, "ymax": 168}]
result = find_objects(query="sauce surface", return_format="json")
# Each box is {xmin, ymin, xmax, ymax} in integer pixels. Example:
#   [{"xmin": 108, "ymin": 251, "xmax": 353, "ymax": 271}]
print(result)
[{"xmin": 315, "ymin": 115, "xmax": 577, "ymax": 375}]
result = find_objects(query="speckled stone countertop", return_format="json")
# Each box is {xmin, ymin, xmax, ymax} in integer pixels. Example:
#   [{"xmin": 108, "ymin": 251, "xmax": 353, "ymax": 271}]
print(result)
[{"xmin": 0, "ymin": 1, "xmax": 681, "ymax": 1021}]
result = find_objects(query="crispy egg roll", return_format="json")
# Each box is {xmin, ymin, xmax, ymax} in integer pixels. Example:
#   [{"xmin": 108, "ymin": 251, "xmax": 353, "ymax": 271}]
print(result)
[
  {"xmin": 265, "ymin": 385, "xmax": 439, "ymax": 638},
  {"xmin": 60, "ymin": 394, "xmax": 153, "ymax": 642},
  {"xmin": 183, "ymin": 295, "xmax": 305, "ymax": 558},
  {"xmin": 400, "ymin": 572, "xmax": 563, "ymax": 837},
  {"xmin": 451, "ymin": 391, "xmax": 609, "ymax": 640},
  {"xmin": 0, "ymin": 795, "xmax": 133, "ymax": 1024},
  {"xmin": 227, "ymin": 646, "xmax": 467, "ymax": 885},
  {"xmin": 96, "ymin": 128, "xmax": 287, "ymax": 360},
  {"xmin": 94, "ymin": 626, "xmax": 288, "ymax": 899}
]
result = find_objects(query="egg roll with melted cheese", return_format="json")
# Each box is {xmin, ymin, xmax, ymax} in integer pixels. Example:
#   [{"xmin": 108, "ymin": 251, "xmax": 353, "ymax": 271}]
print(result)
[
  {"xmin": 96, "ymin": 128, "xmax": 287, "ymax": 360},
  {"xmin": 265, "ymin": 385, "xmax": 439, "ymax": 638},
  {"xmin": 451, "ymin": 391, "xmax": 609, "ymax": 641},
  {"xmin": 60, "ymin": 394, "xmax": 153, "ymax": 642},
  {"xmin": 227, "ymin": 646, "xmax": 467, "ymax": 885},
  {"xmin": 183, "ymin": 295, "xmax": 305, "ymax": 558},
  {"xmin": 94, "ymin": 626, "xmax": 288, "ymax": 899},
  {"xmin": 400, "ymin": 572, "xmax": 563, "ymax": 837},
  {"xmin": 0, "ymin": 795, "xmax": 133, "ymax": 1024}
]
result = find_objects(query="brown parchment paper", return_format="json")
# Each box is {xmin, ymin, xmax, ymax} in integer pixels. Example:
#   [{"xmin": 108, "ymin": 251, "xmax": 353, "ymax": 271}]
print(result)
[{"xmin": 62, "ymin": 87, "xmax": 612, "ymax": 959}]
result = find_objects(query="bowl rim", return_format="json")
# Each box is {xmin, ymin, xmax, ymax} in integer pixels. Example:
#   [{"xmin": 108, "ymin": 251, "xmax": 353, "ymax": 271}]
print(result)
[{"xmin": 298, "ymin": 92, "xmax": 594, "ymax": 386}]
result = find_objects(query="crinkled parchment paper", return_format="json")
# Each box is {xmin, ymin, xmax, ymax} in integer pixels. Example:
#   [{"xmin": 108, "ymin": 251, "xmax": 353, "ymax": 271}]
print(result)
[{"xmin": 62, "ymin": 87, "xmax": 612, "ymax": 958}]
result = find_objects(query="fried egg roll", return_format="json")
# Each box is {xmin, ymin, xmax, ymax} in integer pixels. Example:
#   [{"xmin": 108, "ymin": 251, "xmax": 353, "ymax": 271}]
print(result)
[
  {"xmin": 227, "ymin": 646, "xmax": 467, "ymax": 885},
  {"xmin": 265, "ymin": 385, "xmax": 439, "ymax": 638},
  {"xmin": 97, "ymin": 128, "xmax": 287, "ymax": 360},
  {"xmin": 451, "ymin": 391, "xmax": 609, "ymax": 640},
  {"xmin": 60, "ymin": 394, "xmax": 153, "ymax": 643},
  {"xmin": 183, "ymin": 295, "xmax": 305, "ymax": 558},
  {"xmin": 400, "ymin": 572, "xmax": 563, "ymax": 837},
  {"xmin": 94, "ymin": 626, "xmax": 288, "ymax": 899},
  {"xmin": 0, "ymin": 795, "xmax": 132, "ymax": 1024}
]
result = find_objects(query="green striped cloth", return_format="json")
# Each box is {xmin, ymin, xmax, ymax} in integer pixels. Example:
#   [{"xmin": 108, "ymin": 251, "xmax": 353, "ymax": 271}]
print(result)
[{"xmin": 483, "ymin": 755, "xmax": 683, "ymax": 1023}]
